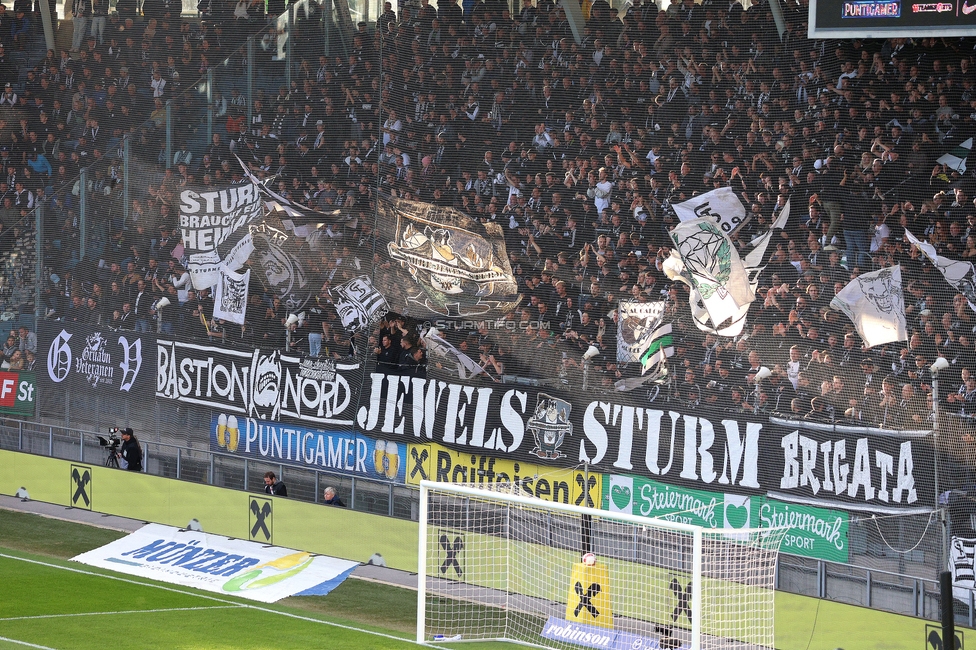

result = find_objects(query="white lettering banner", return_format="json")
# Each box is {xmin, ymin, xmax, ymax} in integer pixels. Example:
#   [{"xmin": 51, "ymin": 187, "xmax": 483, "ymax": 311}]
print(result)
[
  {"xmin": 179, "ymin": 183, "xmax": 263, "ymax": 290},
  {"xmin": 672, "ymin": 187, "xmax": 748, "ymax": 234}
]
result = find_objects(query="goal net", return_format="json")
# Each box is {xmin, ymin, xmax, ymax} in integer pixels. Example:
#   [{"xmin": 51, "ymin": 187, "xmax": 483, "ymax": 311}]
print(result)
[{"xmin": 418, "ymin": 481, "xmax": 787, "ymax": 650}]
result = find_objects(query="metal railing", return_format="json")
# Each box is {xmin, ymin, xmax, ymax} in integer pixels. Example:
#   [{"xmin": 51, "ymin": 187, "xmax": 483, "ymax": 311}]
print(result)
[{"xmin": 0, "ymin": 417, "xmax": 417, "ymax": 520}]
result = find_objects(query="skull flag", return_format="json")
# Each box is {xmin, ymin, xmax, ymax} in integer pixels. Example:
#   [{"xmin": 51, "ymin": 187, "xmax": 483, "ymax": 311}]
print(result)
[
  {"xmin": 830, "ymin": 265, "xmax": 908, "ymax": 348},
  {"xmin": 213, "ymin": 268, "xmax": 250, "ymax": 325}
]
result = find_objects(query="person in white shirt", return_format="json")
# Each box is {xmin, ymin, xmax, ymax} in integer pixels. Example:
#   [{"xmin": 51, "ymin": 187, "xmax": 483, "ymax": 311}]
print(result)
[
  {"xmin": 150, "ymin": 71, "xmax": 167, "ymax": 98},
  {"xmin": 382, "ymin": 110, "xmax": 402, "ymax": 145},
  {"xmin": 587, "ymin": 167, "xmax": 613, "ymax": 214},
  {"xmin": 870, "ymin": 212, "xmax": 890, "ymax": 254}
]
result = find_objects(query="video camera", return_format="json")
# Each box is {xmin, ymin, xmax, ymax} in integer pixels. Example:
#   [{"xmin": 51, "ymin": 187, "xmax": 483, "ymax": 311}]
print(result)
[{"xmin": 97, "ymin": 427, "xmax": 123, "ymax": 450}]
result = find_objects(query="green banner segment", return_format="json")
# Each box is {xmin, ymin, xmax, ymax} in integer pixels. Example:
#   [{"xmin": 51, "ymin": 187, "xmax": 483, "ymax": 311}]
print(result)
[
  {"xmin": 603, "ymin": 474, "xmax": 849, "ymax": 563},
  {"xmin": 755, "ymin": 498, "xmax": 849, "ymax": 563},
  {"xmin": 0, "ymin": 371, "xmax": 36, "ymax": 416}
]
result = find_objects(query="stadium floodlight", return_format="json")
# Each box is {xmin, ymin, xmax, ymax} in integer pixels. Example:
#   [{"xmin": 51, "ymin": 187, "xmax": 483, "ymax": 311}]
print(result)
[{"xmin": 417, "ymin": 481, "xmax": 786, "ymax": 650}]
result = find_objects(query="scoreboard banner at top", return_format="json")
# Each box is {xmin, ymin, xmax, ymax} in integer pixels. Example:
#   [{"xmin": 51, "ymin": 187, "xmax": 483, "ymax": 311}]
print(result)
[{"xmin": 810, "ymin": 0, "xmax": 976, "ymax": 37}]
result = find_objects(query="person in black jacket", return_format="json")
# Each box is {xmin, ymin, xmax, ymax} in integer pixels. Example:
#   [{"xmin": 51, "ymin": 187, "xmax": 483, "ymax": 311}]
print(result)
[
  {"xmin": 323, "ymin": 486, "xmax": 346, "ymax": 507},
  {"xmin": 375, "ymin": 333, "xmax": 401, "ymax": 374},
  {"xmin": 118, "ymin": 427, "xmax": 142, "ymax": 471},
  {"xmin": 263, "ymin": 471, "xmax": 288, "ymax": 496}
]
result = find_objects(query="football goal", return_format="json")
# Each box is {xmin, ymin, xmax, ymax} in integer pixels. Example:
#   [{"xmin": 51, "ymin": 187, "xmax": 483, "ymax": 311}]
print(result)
[{"xmin": 417, "ymin": 481, "xmax": 786, "ymax": 649}]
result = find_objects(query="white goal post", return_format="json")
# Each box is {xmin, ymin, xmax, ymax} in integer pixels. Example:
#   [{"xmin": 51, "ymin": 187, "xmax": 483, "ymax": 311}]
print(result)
[{"xmin": 418, "ymin": 481, "xmax": 786, "ymax": 650}]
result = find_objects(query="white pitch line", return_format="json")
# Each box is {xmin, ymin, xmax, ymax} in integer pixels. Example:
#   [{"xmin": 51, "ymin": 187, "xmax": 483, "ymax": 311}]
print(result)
[
  {"xmin": 0, "ymin": 635, "xmax": 59, "ymax": 649},
  {"xmin": 0, "ymin": 606, "xmax": 241, "ymax": 622},
  {"xmin": 0, "ymin": 553, "xmax": 436, "ymax": 647}
]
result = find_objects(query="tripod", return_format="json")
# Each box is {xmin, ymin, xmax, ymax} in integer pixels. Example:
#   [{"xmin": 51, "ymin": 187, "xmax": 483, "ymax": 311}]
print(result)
[{"xmin": 104, "ymin": 445, "xmax": 120, "ymax": 468}]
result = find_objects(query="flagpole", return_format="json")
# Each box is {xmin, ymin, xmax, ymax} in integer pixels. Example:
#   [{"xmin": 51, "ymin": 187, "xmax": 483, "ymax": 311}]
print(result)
[{"xmin": 931, "ymin": 357, "xmax": 950, "ymax": 614}]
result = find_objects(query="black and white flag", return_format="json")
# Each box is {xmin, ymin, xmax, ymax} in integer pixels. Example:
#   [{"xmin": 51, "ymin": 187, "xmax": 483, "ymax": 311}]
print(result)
[
  {"xmin": 904, "ymin": 229, "xmax": 976, "ymax": 311},
  {"xmin": 330, "ymin": 275, "xmax": 389, "ymax": 332},
  {"xmin": 251, "ymin": 222, "xmax": 314, "ymax": 312},
  {"xmin": 422, "ymin": 328, "xmax": 486, "ymax": 380},
  {"xmin": 213, "ymin": 268, "xmax": 250, "ymax": 325},
  {"xmin": 179, "ymin": 184, "xmax": 263, "ymax": 290},
  {"xmin": 375, "ymin": 195, "xmax": 521, "ymax": 318}
]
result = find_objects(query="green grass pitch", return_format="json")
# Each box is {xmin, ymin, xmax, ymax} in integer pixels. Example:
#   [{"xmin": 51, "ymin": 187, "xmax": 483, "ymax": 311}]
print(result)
[{"xmin": 0, "ymin": 508, "xmax": 950, "ymax": 650}]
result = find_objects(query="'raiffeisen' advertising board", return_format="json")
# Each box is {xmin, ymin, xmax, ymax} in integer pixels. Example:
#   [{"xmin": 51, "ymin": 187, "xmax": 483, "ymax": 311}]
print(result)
[{"xmin": 406, "ymin": 441, "xmax": 603, "ymax": 508}]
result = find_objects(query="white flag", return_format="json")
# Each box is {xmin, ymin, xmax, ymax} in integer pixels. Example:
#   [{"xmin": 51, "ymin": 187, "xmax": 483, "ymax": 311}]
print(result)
[
  {"xmin": 829, "ymin": 265, "xmax": 907, "ymax": 348},
  {"xmin": 664, "ymin": 218, "xmax": 755, "ymax": 337},
  {"xmin": 422, "ymin": 328, "xmax": 485, "ymax": 380},
  {"xmin": 937, "ymin": 137, "xmax": 972, "ymax": 174},
  {"xmin": 904, "ymin": 229, "xmax": 976, "ymax": 311},
  {"xmin": 672, "ymin": 187, "xmax": 748, "ymax": 235},
  {"xmin": 213, "ymin": 267, "xmax": 250, "ymax": 325}
]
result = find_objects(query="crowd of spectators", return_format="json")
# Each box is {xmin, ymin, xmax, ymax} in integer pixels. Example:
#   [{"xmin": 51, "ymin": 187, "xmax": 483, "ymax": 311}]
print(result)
[
  {"xmin": 1, "ymin": 323, "xmax": 35, "ymax": 369},
  {"xmin": 2, "ymin": 0, "xmax": 976, "ymax": 432}
]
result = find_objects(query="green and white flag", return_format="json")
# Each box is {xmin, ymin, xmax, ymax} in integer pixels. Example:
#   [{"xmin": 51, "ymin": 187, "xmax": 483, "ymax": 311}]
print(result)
[
  {"xmin": 639, "ymin": 323, "xmax": 674, "ymax": 373},
  {"xmin": 664, "ymin": 218, "xmax": 755, "ymax": 337},
  {"xmin": 937, "ymin": 137, "xmax": 972, "ymax": 174},
  {"xmin": 615, "ymin": 300, "xmax": 672, "ymax": 392}
]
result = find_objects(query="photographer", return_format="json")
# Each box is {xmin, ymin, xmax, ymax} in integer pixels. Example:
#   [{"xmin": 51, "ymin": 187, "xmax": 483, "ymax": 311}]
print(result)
[{"xmin": 118, "ymin": 428, "xmax": 142, "ymax": 472}]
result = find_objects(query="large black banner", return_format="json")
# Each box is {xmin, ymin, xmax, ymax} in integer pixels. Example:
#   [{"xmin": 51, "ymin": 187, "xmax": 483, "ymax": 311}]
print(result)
[
  {"xmin": 40, "ymin": 321, "xmax": 155, "ymax": 396},
  {"xmin": 155, "ymin": 339, "xmax": 362, "ymax": 428},
  {"xmin": 352, "ymin": 371, "xmax": 934, "ymax": 511},
  {"xmin": 31, "ymin": 326, "xmax": 934, "ymax": 512}
]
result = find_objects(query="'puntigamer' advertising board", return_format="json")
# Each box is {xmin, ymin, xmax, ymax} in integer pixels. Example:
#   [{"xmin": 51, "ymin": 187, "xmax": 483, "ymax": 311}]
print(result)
[
  {"xmin": 209, "ymin": 414, "xmax": 406, "ymax": 483},
  {"xmin": 809, "ymin": 0, "xmax": 976, "ymax": 37}
]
